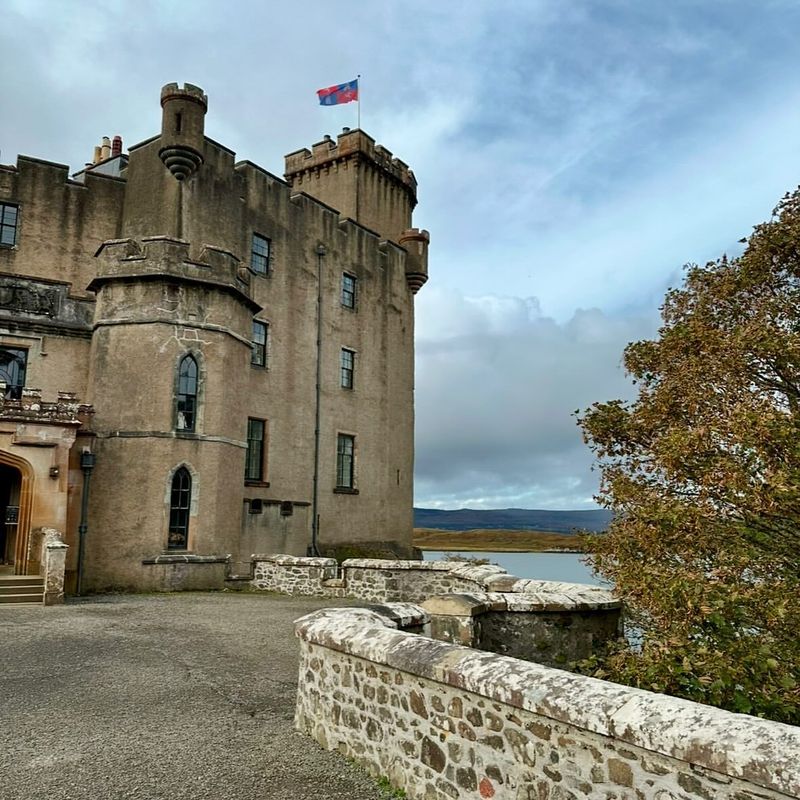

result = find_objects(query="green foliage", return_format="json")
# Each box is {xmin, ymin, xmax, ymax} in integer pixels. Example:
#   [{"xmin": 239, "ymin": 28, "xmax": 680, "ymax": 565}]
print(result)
[
  {"xmin": 577, "ymin": 189, "xmax": 800, "ymax": 724},
  {"xmin": 376, "ymin": 776, "xmax": 407, "ymax": 798}
]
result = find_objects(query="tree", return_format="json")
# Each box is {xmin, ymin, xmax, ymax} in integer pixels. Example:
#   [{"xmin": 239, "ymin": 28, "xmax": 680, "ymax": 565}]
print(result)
[{"xmin": 578, "ymin": 190, "xmax": 800, "ymax": 724}]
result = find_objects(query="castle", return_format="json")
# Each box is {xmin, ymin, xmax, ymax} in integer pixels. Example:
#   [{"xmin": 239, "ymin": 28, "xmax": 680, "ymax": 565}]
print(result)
[{"xmin": 0, "ymin": 82, "xmax": 429, "ymax": 592}]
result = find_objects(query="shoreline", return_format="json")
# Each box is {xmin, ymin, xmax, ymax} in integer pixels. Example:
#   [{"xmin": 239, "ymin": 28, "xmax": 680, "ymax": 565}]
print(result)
[{"xmin": 412, "ymin": 528, "xmax": 591, "ymax": 554}]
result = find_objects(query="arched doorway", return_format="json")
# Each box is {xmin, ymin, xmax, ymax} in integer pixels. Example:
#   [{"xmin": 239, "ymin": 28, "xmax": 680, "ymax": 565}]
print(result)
[{"xmin": 0, "ymin": 451, "xmax": 34, "ymax": 575}]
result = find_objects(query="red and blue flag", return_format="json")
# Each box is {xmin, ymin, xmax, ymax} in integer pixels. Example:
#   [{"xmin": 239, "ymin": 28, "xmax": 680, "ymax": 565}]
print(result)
[{"xmin": 317, "ymin": 79, "xmax": 359, "ymax": 106}]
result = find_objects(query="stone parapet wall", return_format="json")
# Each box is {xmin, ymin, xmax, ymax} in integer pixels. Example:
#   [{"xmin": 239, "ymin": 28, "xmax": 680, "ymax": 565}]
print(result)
[
  {"xmin": 252, "ymin": 554, "xmax": 340, "ymax": 596},
  {"xmin": 250, "ymin": 554, "xmax": 618, "ymax": 606},
  {"xmin": 294, "ymin": 605, "xmax": 800, "ymax": 800},
  {"xmin": 251, "ymin": 555, "xmax": 622, "ymax": 666}
]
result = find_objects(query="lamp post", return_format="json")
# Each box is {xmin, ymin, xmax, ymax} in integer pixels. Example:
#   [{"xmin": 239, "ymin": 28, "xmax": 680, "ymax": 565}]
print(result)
[{"xmin": 76, "ymin": 448, "xmax": 96, "ymax": 595}]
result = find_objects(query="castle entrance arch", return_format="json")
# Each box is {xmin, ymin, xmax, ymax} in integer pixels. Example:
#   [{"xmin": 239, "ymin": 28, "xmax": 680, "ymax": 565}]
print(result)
[{"xmin": 0, "ymin": 451, "xmax": 34, "ymax": 575}]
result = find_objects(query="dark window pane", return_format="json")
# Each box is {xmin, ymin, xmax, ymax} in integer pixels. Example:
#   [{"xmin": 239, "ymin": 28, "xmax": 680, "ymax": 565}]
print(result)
[
  {"xmin": 246, "ymin": 418, "xmax": 265, "ymax": 481},
  {"xmin": 251, "ymin": 234, "xmax": 271, "ymax": 274},
  {"xmin": 0, "ymin": 347, "xmax": 27, "ymax": 399},
  {"xmin": 336, "ymin": 434, "xmax": 355, "ymax": 488},
  {"xmin": 340, "ymin": 348, "xmax": 354, "ymax": 389},
  {"xmin": 251, "ymin": 320, "xmax": 267, "ymax": 367},
  {"xmin": 341, "ymin": 273, "xmax": 356, "ymax": 308},
  {"xmin": 167, "ymin": 467, "xmax": 191, "ymax": 550},
  {"xmin": 176, "ymin": 355, "xmax": 198, "ymax": 431},
  {"xmin": 0, "ymin": 203, "xmax": 18, "ymax": 247}
]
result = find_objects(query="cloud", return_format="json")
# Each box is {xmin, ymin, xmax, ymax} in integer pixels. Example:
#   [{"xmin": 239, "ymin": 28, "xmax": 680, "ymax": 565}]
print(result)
[{"xmin": 414, "ymin": 288, "xmax": 658, "ymax": 509}]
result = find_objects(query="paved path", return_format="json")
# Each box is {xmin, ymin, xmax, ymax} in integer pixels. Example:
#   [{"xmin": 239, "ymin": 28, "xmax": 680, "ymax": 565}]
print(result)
[{"xmin": 0, "ymin": 593, "xmax": 390, "ymax": 800}]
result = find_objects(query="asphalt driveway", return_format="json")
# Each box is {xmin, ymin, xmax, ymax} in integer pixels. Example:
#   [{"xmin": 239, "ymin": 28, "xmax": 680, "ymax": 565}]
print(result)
[{"xmin": 0, "ymin": 592, "xmax": 390, "ymax": 800}]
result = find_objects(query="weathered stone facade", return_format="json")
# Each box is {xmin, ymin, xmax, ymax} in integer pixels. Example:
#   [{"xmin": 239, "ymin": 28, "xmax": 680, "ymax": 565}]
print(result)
[
  {"xmin": 294, "ymin": 604, "xmax": 800, "ymax": 800},
  {"xmin": 0, "ymin": 82, "xmax": 428, "ymax": 591}
]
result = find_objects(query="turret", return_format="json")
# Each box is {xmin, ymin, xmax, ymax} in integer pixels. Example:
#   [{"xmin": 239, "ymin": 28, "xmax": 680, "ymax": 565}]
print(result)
[
  {"xmin": 398, "ymin": 228, "xmax": 429, "ymax": 293},
  {"xmin": 158, "ymin": 82, "xmax": 208, "ymax": 181}
]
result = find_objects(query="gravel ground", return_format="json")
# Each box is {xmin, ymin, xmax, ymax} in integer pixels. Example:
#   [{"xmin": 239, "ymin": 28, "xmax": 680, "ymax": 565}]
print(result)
[{"xmin": 0, "ymin": 592, "xmax": 392, "ymax": 800}]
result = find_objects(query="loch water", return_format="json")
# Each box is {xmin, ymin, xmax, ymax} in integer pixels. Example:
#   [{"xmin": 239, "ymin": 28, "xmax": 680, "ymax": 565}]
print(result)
[{"xmin": 421, "ymin": 550, "xmax": 610, "ymax": 587}]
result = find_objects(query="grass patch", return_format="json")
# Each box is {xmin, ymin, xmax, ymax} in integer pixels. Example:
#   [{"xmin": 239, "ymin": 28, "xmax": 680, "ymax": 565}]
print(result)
[{"xmin": 412, "ymin": 528, "xmax": 588, "ymax": 553}]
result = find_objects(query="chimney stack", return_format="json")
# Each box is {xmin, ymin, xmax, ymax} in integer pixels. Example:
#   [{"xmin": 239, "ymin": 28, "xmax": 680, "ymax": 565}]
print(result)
[
  {"xmin": 93, "ymin": 145, "xmax": 102, "ymax": 164},
  {"xmin": 111, "ymin": 135, "xmax": 122, "ymax": 157},
  {"xmin": 100, "ymin": 136, "xmax": 111, "ymax": 161}
]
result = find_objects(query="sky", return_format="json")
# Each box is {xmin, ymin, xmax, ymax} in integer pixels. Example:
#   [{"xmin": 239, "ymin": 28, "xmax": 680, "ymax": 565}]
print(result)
[{"xmin": 3, "ymin": 0, "xmax": 800, "ymax": 510}]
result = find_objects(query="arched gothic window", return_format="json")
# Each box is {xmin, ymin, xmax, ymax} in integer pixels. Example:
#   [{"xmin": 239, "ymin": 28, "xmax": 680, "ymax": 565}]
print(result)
[
  {"xmin": 176, "ymin": 354, "xmax": 198, "ymax": 431},
  {"xmin": 168, "ymin": 467, "xmax": 192, "ymax": 550}
]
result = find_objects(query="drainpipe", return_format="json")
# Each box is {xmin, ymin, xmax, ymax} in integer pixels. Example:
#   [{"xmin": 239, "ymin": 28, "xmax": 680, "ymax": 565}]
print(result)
[
  {"xmin": 310, "ymin": 244, "xmax": 326, "ymax": 557},
  {"xmin": 76, "ymin": 448, "xmax": 96, "ymax": 595}
]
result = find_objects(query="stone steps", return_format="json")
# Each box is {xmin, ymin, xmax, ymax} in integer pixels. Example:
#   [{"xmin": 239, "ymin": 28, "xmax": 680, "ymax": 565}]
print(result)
[{"xmin": 0, "ymin": 575, "xmax": 44, "ymax": 605}]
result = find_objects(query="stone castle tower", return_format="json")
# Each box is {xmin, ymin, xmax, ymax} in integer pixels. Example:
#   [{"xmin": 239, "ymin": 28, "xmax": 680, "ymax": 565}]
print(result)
[{"xmin": 0, "ymin": 82, "xmax": 429, "ymax": 592}]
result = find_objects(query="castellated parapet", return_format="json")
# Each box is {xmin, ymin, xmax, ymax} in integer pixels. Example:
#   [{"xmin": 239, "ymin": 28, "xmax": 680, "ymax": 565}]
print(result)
[{"xmin": 285, "ymin": 129, "xmax": 420, "ymax": 244}]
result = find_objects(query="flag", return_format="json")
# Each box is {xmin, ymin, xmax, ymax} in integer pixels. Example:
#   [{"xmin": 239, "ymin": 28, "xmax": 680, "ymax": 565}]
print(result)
[{"xmin": 317, "ymin": 79, "xmax": 359, "ymax": 106}]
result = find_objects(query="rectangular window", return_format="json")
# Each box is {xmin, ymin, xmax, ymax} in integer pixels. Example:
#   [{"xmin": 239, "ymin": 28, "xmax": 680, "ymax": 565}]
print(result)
[
  {"xmin": 341, "ymin": 273, "xmax": 356, "ymax": 308},
  {"xmin": 245, "ymin": 418, "xmax": 266, "ymax": 482},
  {"xmin": 0, "ymin": 347, "xmax": 27, "ymax": 399},
  {"xmin": 251, "ymin": 320, "xmax": 268, "ymax": 367},
  {"xmin": 0, "ymin": 203, "xmax": 19, "ymax": 247},
  {"xmin": 340, "ymin": 348, "xmax": 355, "ymax": 389},
  {"xmin": 336, "ymin": 433, "xmax": 355, "ymax": 489},
  {"xmin": 250, "ymin": 233, "xmax": 271, "ymax": 275}
]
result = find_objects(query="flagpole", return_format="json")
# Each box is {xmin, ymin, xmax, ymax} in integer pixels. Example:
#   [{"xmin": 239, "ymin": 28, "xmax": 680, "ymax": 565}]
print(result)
[{"xmin": 357, "ymin": 73, "xmax": 361, "ymax": 129}]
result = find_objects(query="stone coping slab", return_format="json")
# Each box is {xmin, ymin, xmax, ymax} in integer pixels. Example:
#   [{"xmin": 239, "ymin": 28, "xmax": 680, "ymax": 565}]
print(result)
[
  {"xmin": 341, "ymin": 558, "xmax": 454, "ymax": 571},
  {"xmin": 253, "ymin": 554, "xmax": 621, "ymax": 611},
  {"xmin": 251, "ymin": 554, "xmax": 338, "ymax": 568},
  {"xmin": 294, "ymin": 604, "xmax": 800, "ymax": 797},
  {"xmin": 142, "ymin": 554, "xmax": 230, "ymax": 565}
]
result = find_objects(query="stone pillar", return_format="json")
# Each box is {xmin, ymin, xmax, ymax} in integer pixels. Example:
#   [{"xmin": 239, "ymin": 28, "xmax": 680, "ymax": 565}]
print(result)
[
  {"xmin": 41, "ymin": 528, "xmax": 68, "ymax": 605},
  {"xmin": 420, "ymin": 594, "xmax": 489, "ymax": 647}
]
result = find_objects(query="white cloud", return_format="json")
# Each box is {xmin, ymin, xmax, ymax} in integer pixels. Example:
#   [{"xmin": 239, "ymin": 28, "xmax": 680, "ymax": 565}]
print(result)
[{"xmin": 414, "ymin": 288, "xmax": 658, "ymax": 508}]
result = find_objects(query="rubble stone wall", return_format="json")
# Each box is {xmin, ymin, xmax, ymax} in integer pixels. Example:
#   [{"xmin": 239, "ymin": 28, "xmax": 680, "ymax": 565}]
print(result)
[
  {"xmin": 252, "ymin": 554, "xmax": 340, "ymax": 596},
  {"xmin": 294, "ymin": 605, "xmax": 800, "ymax": 800}
]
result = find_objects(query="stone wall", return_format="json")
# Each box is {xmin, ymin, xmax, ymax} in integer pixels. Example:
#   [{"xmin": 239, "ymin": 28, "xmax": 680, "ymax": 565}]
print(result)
[
  {"xmin": 294, "ymin": 604, "xmax": 800, "ymax": 800},
  {"xmin": 252, "ymin": 555, "xmax": 621, "ymax": 667},
  {"xmin": 252, "ymin": 554, "xmax": 341, "ymax": 596}
]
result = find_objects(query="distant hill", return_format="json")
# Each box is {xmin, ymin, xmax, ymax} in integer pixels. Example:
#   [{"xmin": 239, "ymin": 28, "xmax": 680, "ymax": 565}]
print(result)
[{"xmin": 413, "ymin": 507, "xmax": 612, "ymax": 534}]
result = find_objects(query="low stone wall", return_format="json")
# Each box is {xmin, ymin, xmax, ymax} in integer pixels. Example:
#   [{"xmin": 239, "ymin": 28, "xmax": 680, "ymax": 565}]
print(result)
[
  {"xmin": 294, "ymin": 605, "xmax": 800, "ymax": 800},
  {"xmin": 140, "ymin": 554, "xmax": 229, "ymax": 591},
  {"xmin": 252, "ymin": 554, "xmax": 341, "ymax": 596},
  {"xmin": 251, "ymin": 555, "xmax": 621, "ymax": 666}
]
